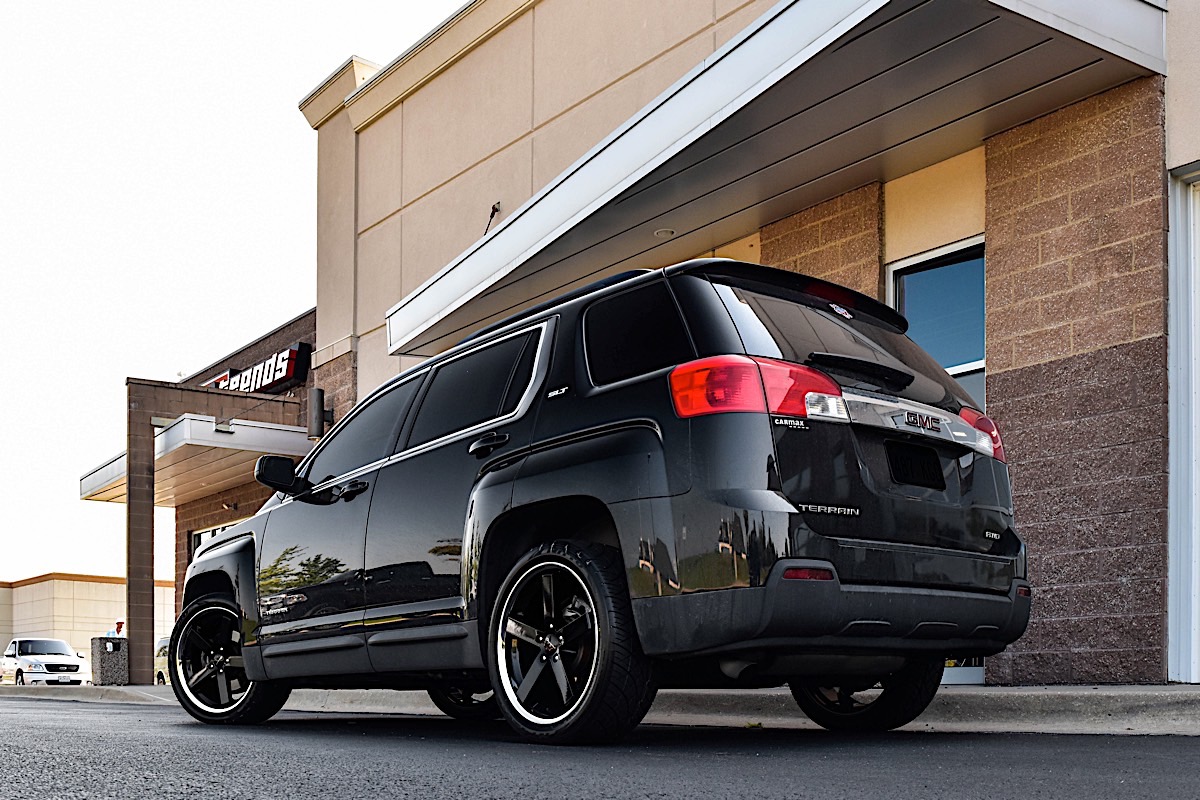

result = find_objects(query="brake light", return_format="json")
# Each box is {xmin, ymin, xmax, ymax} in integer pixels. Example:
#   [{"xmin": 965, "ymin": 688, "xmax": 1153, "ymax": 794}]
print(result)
[
  {"xmin": 782, "ymin": 567, "xmax": 835, "ymax": 581},
  {"xmin": 668, "ymin": 356, "xmax": 766, "ymax": 417},
  {"xmin": 669, "ymin": 355, "xmax": 848, "ymax": 421},
  {"xmin": 959, "ymin": 407, "xmax": 1006, "ymax": 463}
]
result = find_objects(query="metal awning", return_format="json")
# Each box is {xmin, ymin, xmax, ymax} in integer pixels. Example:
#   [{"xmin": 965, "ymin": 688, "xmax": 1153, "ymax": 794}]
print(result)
[
  {"xmin": 80, "ymin": 414, "xmax": 313, "ymax": 508},
  {"xmin": 385, "ymin": 0, "xmax": 1164, "ymax": 357}
]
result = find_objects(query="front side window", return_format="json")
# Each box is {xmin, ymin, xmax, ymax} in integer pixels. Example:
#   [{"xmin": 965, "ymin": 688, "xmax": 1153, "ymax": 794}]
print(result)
[
  {"xmin": 584, "ymin": 281, "xmax": 694, "ymax": 385},
  {"xmin": 407, "ymin": 330, "xmax": 537, "ymax": 449},
  {"xmin": 892, "ymin": 242, "xmax": 986, "ymax": 407},
  {"xmin": 306, "ymin": 375, "xmax": 423, "ymax": 484}
]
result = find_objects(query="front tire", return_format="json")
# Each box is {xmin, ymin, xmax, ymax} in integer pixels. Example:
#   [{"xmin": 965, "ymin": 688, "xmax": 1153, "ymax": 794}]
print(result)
[
  {"xmin": 170, "ymin": 595, "xmax": 290, "ymax": 725},
  {"xmin": 487, "ymin": 540, "xmax": 656, "ymax": 745},
  {"xmin": 789, "ymin": 658, "xmax": 944, "ymax": 732}
]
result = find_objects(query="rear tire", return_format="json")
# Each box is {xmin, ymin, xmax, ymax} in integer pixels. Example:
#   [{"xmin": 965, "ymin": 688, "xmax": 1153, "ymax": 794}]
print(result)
[
  {"xmin": 789, "ymin": 658, "xmax": 944, "ymax": 732},
  {"xmin": 170, "ymin": 595, "xmax": 290, "ymax": 725},
  {"xmin": 487, "ymin": 540, "xmax": 656, "ymax": 744},
  {"xmin": 427, "ymin": 686, "xmax": 500, "ymax": 720}
]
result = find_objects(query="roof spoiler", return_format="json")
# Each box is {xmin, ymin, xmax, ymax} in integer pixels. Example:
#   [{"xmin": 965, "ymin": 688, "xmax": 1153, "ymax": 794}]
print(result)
[{"xmin": 667, "ymin": 259, "xmax": 908, "ymax": 335}]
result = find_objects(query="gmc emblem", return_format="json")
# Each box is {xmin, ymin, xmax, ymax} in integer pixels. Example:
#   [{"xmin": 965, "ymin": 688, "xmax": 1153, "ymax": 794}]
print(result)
[{"xmin": 904, "ymin": 411, "xmax": 942, "ymax": 433}]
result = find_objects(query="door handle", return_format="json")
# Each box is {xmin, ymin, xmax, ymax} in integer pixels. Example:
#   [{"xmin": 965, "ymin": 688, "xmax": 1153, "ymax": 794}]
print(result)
[
  {"xmin": 468, "ymin": 431, "xmax": 510, "ymax": 458},
  {"xmin": 335, "ymin": 479, "xmax": 370, "ymax": 502}
]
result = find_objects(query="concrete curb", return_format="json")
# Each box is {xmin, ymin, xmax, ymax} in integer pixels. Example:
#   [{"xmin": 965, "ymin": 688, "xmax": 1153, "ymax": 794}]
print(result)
[{"xmin": 4, "ymin": 684, "xmax": 1198, "ymax": 735}]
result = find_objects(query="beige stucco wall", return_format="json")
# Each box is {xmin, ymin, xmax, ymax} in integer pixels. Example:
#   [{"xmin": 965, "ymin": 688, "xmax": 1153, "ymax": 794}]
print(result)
[
  {"xmin": 3, "ymin": 577, "xmax": 174, "ymax": 656},
  {"xmin": 883, "ymin": 148, "xmax": 985, "ymax": 264},
  {"xmin": 0, "ymin": 587, "xmax": 11, "ymax": 649},
  {"xmin": 305, "ymin": 0, "xmax": 781, "ymax": 397},
  {"xmin": 1167, "ymin": 0, "xmax": 1200, "ymax": 170}
]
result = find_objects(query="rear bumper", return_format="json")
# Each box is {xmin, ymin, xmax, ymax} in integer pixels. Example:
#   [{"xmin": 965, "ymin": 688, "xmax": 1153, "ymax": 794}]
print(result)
[{"xmin": 632, "ymin": 558, "xmax": 1030, "ymax": 658}]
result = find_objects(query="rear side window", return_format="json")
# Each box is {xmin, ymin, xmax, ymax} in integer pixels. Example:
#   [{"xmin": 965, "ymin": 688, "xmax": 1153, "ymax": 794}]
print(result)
[
  {"xmin": 306, "ymin": 376, "xmax": 422, "ymax": 484},
  {"xmin": 584, "ymin": 281, "xmax": 693, "ymax": 385},
  {"xmin": 408, "ymin": 331, "xmax": 536, "ymax": 448}
]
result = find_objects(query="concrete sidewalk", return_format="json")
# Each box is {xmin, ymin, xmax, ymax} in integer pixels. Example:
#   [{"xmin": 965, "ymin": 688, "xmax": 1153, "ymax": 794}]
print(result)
[{"xmin": 3, "ymin": 683, "xmax": 1198, "ymax": 735}]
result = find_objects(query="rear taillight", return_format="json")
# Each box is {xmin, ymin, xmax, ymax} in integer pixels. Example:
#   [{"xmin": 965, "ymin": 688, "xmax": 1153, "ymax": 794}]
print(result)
[
  {"xmin": 959, "ymin": 407, "xmax": 1006, "ymax": 463},
  {"xmin": 669, "ymin": 355, "xmax": 848, "ymax": 421}
]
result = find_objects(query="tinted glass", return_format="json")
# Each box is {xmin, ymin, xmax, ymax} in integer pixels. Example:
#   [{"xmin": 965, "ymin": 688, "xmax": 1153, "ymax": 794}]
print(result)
[
  {"xmin": 709, "ymin": 278, "xmax": 973, "ymax": 411},
  {"xmin": 408, "ymin": 332, "xmax": 533, "ymax": 448},
  {"xmin": 585, "ymin": 281, "xmax": 693, "ymax": 385},
  {"xmin": 500, "ymin": 334, "xmax": 538, "ymax": 416},
  {"xmin": 895, "ymin": 246, "xmax": 985, "ymax": 370},
  {"xmin": 306, "ymin": 376, "xmax": 422, "ymax": 483}
]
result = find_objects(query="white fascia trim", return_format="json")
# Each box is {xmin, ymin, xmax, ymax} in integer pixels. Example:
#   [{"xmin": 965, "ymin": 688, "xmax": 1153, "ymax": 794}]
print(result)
[
  {"xmin": 385, "ymin": 0, "xmax": 889, "ymax": 354},
  {"xmin": 1168, "ymin": 169, "xmax": 1200, "ymax": 683},
  {"xmin": 79, "ymin": 414, "xmax": 312, "ymax": 500},
  {"xmin": 987, "ymin": 0, "xmax": 1166, "ymax": 75}
]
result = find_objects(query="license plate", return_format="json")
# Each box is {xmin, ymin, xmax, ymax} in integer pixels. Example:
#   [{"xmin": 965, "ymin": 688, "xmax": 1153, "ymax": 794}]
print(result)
[{"xmin": 57, "ymin": 676, "xmax": 71, "ymax": 683}]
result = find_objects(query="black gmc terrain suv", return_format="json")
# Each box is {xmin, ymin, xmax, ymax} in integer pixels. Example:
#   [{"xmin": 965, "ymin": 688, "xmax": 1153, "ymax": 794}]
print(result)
[{"xmin": 170, "ymin": 260, "xmax": 1029, "ymax": 743}]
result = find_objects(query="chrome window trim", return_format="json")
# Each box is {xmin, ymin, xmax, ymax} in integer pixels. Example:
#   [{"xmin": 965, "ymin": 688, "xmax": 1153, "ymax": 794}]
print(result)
[
  {"xmin": 279, "ymin": 319, "xmax": 553, "ymax": 506},
  {"xmin": 842, "ymin": 389, "xmax": 993, "ymax": 458}
]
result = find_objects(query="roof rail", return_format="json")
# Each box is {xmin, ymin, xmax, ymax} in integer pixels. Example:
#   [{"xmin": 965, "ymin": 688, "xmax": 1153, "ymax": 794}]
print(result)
[{"xmin": 456, "ymin": 269, "xmax": 652, "ymax": 345}]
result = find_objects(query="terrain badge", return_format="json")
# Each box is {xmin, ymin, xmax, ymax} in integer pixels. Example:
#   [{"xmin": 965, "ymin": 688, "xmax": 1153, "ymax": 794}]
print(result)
[{"xmin": 829, "ymin": 303, "xmax": 854, "ymax": 320}]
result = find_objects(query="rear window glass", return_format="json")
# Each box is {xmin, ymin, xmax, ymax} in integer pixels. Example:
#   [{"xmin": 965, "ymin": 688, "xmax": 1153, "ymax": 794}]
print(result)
[
  {"xmin": 709, "ymin": 279, "xmax": 972, "ymax": 411},
  {"xmin": 584, "ymin": 281, "xmax": 693, "ymax": 385}
]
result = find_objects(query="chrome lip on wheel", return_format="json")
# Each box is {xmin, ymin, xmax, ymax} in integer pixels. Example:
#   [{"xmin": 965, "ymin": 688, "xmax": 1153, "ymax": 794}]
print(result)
[
  {"xmin": 496, "ymin": 560, "xmax": 599, "ymax": 725},
  {"xmin": 175, "ymin": 606, "xmax": 253, "ymax": 716}
]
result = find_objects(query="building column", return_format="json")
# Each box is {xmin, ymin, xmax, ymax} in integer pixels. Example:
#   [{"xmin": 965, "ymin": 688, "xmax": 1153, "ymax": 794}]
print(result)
[{"xmin": 126, "ymin": 382, "xmax": 155, "ymax": 685}]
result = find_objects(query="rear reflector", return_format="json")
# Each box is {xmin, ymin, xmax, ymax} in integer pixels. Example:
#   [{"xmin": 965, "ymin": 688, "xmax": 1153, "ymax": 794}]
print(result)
[
  {"xmin": 1017, "ymin": 585, "xmax": 1031, "ymax": 598},
  {"xmin": 782, "ymin": 567, "xmax": 835, "ymax": 581},
  {"xmin": 958, "ymin": 407, "xmax": 1007, "ymax": 463},
  {"xmin": 670, "ymin": 355, "xmax": 848, "ymax": 421}
]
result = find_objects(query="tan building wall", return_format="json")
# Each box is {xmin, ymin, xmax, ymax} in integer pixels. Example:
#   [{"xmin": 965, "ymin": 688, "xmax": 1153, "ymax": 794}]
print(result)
[
  {"xmin": 302, "ymin": 0, "xmax": 783, "ymax": 415},
  {"xmin": 0, "ymin": 574, "xmax": 175, "ymax": 656},
  {"xmin": 884, "ymin": 148, "xmax": 985, "ymax": 264},
  {"xmin": 0, "ymin": 587, "xmax": 12, "ymax": 649},
  {"xmin": 1166, "ymin": 0, "xmax": 1200, "ymax": 170}
]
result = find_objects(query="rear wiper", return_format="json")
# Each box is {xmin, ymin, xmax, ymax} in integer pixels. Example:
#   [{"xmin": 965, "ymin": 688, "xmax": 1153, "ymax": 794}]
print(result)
[{"xmin": 806, "ymin": 352, "xmax": 915, "ymax": 391}]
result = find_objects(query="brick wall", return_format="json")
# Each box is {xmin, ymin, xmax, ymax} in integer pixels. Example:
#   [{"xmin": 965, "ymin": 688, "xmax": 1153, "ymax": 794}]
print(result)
[
  {"xmin": 314, "ymin": 349, "xmax": 358, "ymax": 425},
  {"xmin": 174, "ymin": 481, "xmax": 276, "ymax": 614},
  {"xmin": 759, "ymin": 183, "xmax": 884, "ymax": 298},
  {"xmin": 983, "ymin": 77, "xmax": 1168, "ymax": 684}
]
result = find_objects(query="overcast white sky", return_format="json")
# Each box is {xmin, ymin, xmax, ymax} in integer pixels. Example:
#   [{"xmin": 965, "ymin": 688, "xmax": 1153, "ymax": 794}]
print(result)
[{"xmin": 0, "ymin": 2, "xmax": 464, "ymax": 582}]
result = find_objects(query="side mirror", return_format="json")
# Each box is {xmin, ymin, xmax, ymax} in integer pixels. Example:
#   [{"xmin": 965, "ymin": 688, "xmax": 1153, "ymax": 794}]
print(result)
[{"xmin": 255, "ymin": 455, "xmax": 311, "ymax": 496}]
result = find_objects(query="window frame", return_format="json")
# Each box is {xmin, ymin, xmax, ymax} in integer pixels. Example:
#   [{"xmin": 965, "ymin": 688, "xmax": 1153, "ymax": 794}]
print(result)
[{"xmin": 885, "ymin": 235, "xmax": 986, "ymax": 401}]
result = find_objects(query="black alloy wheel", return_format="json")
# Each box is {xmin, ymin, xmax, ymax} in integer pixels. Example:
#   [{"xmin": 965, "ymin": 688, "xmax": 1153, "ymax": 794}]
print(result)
[
  {"xmin": 789, "ymin": 658, "xmax": 945, "ymax": 732},
  {"xmin": 169, "ymin": 596, "xmax": 290, "ymax": 725},
  {"xmin": 427, "ymin": 686, "xmax": 501, "ymax": 720},
  {"xmin": 488, "ymin": 540, "xmax": 656, "ymax": 744}
]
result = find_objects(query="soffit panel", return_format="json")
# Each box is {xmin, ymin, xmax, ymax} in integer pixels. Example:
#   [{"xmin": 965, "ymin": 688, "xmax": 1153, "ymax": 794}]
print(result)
[{"xmin": 385, "ymin": 0, "xmax": 1162, "ymax": 356}]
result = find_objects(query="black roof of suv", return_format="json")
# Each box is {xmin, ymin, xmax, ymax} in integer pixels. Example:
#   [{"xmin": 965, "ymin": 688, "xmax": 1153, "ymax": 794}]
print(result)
[{"xmin": 171, "ymin": 259, "xmax": 1029, "ymax": 744}]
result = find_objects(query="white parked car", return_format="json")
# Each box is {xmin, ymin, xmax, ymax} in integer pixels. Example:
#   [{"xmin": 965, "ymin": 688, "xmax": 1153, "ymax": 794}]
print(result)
[{"xmin": 1, "ymin": 638, "xmax": 92, "ymax": 686}]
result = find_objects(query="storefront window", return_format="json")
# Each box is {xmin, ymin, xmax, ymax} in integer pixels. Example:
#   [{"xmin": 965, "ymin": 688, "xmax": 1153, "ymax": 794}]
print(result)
[{"xmin": 892, "ymin": 241, "xmax": 986, "ymax": 408}]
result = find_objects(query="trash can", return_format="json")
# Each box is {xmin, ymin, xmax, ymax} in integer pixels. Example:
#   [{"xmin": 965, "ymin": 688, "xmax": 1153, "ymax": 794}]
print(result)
[{"xmin": 90, "ymin": 637, "xmax": 128, "ymax": 686}]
